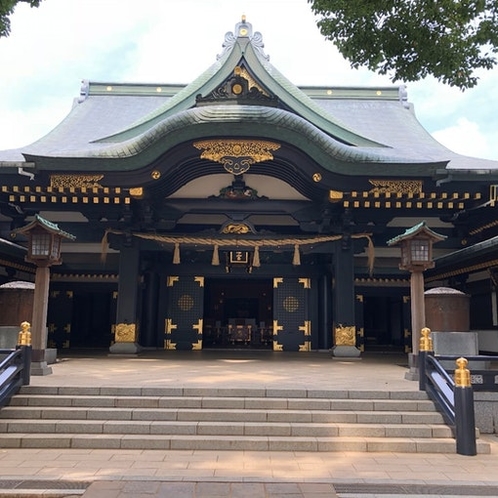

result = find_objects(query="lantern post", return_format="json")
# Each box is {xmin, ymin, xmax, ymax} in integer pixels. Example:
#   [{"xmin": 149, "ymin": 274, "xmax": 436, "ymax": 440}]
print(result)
[
  {"xmin": 388, "ymin": 221, "xmax": 446, "ymax": 380},
  {"xmin": 13, "ymin": 215, "xmax": 76, "ymax": 375}
]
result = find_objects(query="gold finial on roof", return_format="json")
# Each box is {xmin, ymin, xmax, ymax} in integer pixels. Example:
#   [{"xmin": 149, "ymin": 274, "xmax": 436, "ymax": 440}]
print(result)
[{"xmin": 242, "ymin": 14, "xmax": 246, "ymax": 22}]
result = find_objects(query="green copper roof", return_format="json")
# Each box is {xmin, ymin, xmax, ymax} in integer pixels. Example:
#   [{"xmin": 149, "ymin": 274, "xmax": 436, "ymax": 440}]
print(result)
[
  {"xmin": 94, "ymin": 19, "xmax": 384, "ymax": 148},
  {"xmin": 387, "ymin": 221, "xmax": 447, "ymax": 246},
  {"xmin": 13, "ymin": 214, "xmax": 76, "ymax": 241}
]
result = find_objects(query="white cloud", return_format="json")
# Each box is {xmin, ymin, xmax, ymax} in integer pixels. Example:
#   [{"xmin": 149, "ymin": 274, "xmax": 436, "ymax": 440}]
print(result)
[
  {"xmin": 0, "ymin": 0, "xmax": 497, "ymax": 161},
  {"xmin": 432, "ymin": 118, "xmax": 492, "ymax": 159}
]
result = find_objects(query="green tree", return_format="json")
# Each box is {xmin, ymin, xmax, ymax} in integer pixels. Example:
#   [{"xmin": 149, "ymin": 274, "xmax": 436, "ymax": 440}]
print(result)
[
  {"xmin": 1, "ymin": 0, "xmax": 42, "ymax": 38},
  {"xmin": 308, "ymin": 0, "xmax": 498, "ymax": 90}
]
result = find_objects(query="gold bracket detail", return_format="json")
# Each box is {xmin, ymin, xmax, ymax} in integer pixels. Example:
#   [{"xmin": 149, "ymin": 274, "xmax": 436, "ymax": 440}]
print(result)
[
  {"xmin": 165, "ymin": 319, "xmax": 178, "ymax": 334},
  {"xmin": 298, "ymin": 278, "xmax": 311, "ymax": 289},
  {"xmin": 167, "ymin": 276, "xmax": 179, "ymax": 287},
  {"xmin": 299, "ymin": 321, "xmax": 311, "ymax": 336}
]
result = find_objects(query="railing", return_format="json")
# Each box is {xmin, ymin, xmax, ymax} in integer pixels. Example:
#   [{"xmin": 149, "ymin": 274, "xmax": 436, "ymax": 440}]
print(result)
[
  {"xmin": 418, "ymin": 327, "xmax": 478, "ymax": 456},
  {"xmin": 0, "ymin": 322, "xmax": 32, "ymax": 409}
]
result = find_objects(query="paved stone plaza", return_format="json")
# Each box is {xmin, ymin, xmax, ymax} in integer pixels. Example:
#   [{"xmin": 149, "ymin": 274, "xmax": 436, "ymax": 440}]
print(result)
[{"xmin": 0, "ymin": 350, "xmax": 497, "ymax": 497}]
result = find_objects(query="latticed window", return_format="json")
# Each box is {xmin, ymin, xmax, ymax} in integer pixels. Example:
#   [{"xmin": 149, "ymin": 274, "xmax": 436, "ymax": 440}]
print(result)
[
  {"xmin": 410, "ymin": 239, "xmax": 430, "ymax": 263},
  {"xmin": 50, "ymin": 237, "xmax": 61, "ymax": 259},
  {"xmin": 31, "ymin": 233, "xmax": 51, "ymax": 257}
]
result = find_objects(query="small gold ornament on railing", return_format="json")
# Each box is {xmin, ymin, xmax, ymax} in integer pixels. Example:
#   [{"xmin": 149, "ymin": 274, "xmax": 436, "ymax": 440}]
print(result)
[
  {"xmin": 17, "ymin": 321, "xmax": 32, "ymax": 347},
  {"xmin": 455, "ymin": 357, "xmax": 472, "ymax": 388},
  {"xmin": 419, "ymin": 327, "xmax": 433, "ymax": 352}
]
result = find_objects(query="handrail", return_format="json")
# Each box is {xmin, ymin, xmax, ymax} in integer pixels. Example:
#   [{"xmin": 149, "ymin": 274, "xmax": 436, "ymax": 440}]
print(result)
[
  {"xmin": 418, "ymin": 327, "xmax": 477, "ymax": 456},
  {"xmin": 0, "ymin": 322, "xmax": 32, "ymax": 409}
]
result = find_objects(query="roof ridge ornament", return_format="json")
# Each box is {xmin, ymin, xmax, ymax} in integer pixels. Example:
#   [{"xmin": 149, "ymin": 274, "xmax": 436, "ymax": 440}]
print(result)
[{"xmin": 217, "ymin": 17, "xmax": 269, "ymax": 61}]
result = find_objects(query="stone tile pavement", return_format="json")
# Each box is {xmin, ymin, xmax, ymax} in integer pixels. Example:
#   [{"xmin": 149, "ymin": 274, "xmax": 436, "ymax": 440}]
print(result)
[{"xmin": 0, "ymin": 350, "xmax": 497, "ymax": 497}]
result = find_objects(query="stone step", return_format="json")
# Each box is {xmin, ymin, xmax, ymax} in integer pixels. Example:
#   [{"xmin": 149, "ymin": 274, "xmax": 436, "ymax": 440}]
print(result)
[
  {"xmin": 0, "ymin": 433, "xmax": 490, "ymax": 453},
  {"xmin": 18, "ymin": 386, "xmax": 430, "ymax": 400},
  {"xmin": 0, "ymin": 419, "xmax": 455, "ymax": 438},
  {"xmin": 9, "ymin": 394, "xmax": 437, "ymax": 411},
  {"xmin": 0, "ymin": 406, "xmax": 447, "ymax": 424},
  {"xmin": 2, "ymin": 387, "xmax": 489, "ymax": 454}
]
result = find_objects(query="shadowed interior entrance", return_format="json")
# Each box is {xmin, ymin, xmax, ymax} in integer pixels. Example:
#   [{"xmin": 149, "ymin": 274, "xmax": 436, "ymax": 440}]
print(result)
[{"xmin": 203, "ymin": 278, "xmax": 273, "ymax": 348}]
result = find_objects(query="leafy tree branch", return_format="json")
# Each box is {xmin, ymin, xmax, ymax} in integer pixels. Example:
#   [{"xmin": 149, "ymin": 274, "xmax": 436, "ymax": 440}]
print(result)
[{"xmin": 308, "ymin": 0, "xmax": 498, "ymax": 89}]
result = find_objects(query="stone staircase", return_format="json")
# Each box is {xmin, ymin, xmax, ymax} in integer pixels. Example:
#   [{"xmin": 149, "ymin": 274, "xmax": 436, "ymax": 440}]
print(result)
[{"xmin": 0, "ymin": 386, "xmax": 491, "ymax": 453}]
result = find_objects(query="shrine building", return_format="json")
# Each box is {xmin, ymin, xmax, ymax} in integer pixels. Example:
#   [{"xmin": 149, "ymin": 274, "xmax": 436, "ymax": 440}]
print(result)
[{"xmin": 2, "ymin": 18, "xmax": 498, "ymax": 355}]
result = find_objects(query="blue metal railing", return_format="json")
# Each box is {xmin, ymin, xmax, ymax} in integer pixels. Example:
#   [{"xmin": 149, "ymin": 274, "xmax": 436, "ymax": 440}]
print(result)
[
  {"xmin": 0, "ymin": 345, "xmax": 31, "ymax": 409},
  {"xmin": 419, "ymin": 341, "xmax": 478, "ymax": 456}
]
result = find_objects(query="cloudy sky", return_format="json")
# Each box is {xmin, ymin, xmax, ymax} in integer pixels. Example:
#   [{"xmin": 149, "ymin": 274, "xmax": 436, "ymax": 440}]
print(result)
[{"xmin": 0, "ymin": 0, "xmax": 497, "ymax": 160}]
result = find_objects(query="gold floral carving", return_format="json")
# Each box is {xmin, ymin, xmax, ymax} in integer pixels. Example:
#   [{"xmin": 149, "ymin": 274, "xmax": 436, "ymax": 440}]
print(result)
[
  {"xmin": 334, "ymin": 325, "xmax": 356, "ymax": 346},
  {"xmin": 221, "ymin": 223, "xmax": 251, "ymax": 234},
  {"xmin": 369, "ymin": 180, "xmax": 423, "ymax": 195},
  {"xmin": 115, "ymin": 323, "xmax": 136, "ymax": 343},
  {"xmin": 238, "ymin": 67, "xmax": 269, "ymax": 96},
  {"xmin": 193, "ymin": 139, "xmax": 281, "ymax": 175},
  {"xmin": 50, "ymin": 175, "xmax": 104, "ymax": 189}
]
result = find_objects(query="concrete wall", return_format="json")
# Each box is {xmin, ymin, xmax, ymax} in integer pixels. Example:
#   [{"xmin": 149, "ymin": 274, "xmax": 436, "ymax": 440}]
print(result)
[
  {"xmin": 477, "ymin": 330, "xmax": 498, "ymax": 353},
  {"xmin": 475, "ymin": 393, "xmax": 498, "ymax": 434},
  {"xmin": 0, "ymin": 326, "xmax": 18, "ymax": 349}
]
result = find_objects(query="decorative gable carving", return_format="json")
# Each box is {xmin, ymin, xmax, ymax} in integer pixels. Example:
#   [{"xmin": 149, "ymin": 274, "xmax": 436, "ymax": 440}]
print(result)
[{"xmin": 196, "ymin": 65, "xmax": 279, "ymax": 106}]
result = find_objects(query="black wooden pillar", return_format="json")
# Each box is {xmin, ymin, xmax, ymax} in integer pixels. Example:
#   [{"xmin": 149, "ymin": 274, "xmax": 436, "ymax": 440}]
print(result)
[
  {"xmin": 110, "ymin": 244, "xmax": 141, "ymax": 353},
  {"xmin": 332, "ymin": 240, "xmax": 360, "ymax": 357},
  {"xmin": 141, "ymin": 271, "xmax": 159, "ymax": 347},
  {"xmin": 319, "ymin": 274, "xmax": 331, "ymax": 350}
]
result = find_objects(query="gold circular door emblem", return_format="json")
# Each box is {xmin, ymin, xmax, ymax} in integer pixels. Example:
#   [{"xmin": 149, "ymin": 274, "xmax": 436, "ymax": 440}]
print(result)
[
  {"xmin": 283, "ymin": 296, "xmax": 299, "ymax": 313},
  {"xmin": 178, "ymin": 294, "xmax": 194, "ymax": 311}
]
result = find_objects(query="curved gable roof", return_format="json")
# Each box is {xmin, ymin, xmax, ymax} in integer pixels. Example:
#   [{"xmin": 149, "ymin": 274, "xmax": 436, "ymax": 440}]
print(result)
[{"xmin": 95, "ymin": 22, "xmax": 384, "ymax": 148}]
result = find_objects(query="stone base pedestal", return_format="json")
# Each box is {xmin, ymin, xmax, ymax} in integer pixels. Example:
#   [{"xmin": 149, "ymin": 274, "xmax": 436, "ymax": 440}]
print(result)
[
  {"xmin": 404, "ymin": 353, "xmax": 419, "ymax": 381},
  {"xmin": 31, "ymin": 361, "xmax": 53, "ymax": 376},
  {"xmin": 331, "ymin": 345, "xmax": 361, "ymax": 359},
  {"xmin": 109, "ymin": 342, "xmax": 141, "ymax": 354}
]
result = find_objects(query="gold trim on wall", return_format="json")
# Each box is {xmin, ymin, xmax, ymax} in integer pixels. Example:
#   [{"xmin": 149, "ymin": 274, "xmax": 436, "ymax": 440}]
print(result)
[
  {"xmin": 50, "ymin": 174, "xmax": 104, "ymax": 189},
  {"xmin": 369, "ymin": 179, "xmax": 423, "ymax": 194}
]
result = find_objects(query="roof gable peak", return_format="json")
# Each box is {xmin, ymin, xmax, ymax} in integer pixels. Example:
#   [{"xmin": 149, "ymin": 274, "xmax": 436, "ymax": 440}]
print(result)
[{"xmin": 217, "ymin": 16, "xmax": 269, "ymax": 62}]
